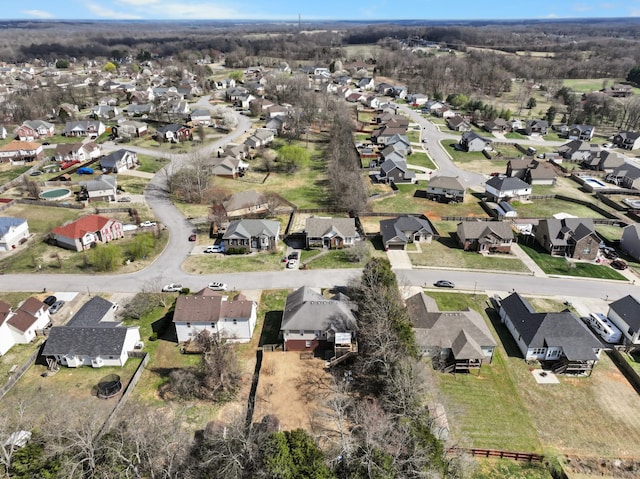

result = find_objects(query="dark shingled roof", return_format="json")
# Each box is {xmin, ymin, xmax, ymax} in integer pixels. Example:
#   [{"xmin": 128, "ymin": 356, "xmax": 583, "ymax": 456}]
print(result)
[
  {"xmin": 281, "ymin": 287, "xmax": 357, "ymax": 333},
  {"xmin": 67, "ymin": 296, "xmax": 116, "ymax": 328},
  {"xmin": 42, "ymin": 327, "xmax": 130, "ymax": 357},
  {"xmin": 609, "ymin": 295, "xmax": 640, "ymax": 333},
  {"xmin": 500, "ymin": 293, "xmax": 601, "ymax": 361}
]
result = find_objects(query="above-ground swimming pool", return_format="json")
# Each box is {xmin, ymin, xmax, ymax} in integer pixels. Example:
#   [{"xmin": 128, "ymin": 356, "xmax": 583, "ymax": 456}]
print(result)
[{"xmin": 39, "ymin": 188, "xmax": 72, "ymax": 200}]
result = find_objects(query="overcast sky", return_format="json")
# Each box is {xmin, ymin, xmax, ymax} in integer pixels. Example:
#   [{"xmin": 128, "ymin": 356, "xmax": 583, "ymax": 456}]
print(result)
[{"xmin": 8, "ymin": 0, "xmax": 640, "ymax": 21}]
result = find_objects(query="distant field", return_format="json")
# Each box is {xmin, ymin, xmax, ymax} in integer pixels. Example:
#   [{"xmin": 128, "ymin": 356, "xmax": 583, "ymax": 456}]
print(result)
[{"xmin": 563, "ymin": 78, "xmax": 640, "ymax": 95}]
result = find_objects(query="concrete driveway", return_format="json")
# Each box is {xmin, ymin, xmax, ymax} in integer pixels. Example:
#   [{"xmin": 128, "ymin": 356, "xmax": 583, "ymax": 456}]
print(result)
[{"xmin": 386, "ymin": 249, "xmax": 412, "ymax": 269}]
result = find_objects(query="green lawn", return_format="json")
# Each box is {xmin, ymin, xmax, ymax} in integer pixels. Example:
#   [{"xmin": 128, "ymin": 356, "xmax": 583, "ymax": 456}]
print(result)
[
  {"xmin": 426, "ymin": 293, "xmax": 542, "ymax": 451},
  {"xmin": 407, "ymin": 151, "xmax": 436, "ymax": 170},
  {"xmin": 302, "ymin": 243, "xmax": 384, "ymax": 270},
  {"xmin": 183, "ymin": 249, "xmax": 285, "ymax": 274},
  {"xmin": 411, "ymin": 224, "xmax": 529, "ymax": 273},
  {"xmin": 118, "ymin": 176, "xmax": 152, "ymax": 195},
  {"xmin": 257, "ymin": 289, "xmax": 288, "ymax": 346},
  {"xmin": 471, "ymin": 459, "xmax": 553, "ymax": 479},
  {"xmin": 519, "ymin": 243, "xmax": 627, "ymax": 280},
  {"xmin": 137, "ymin": 154, "xmax": 169, "ymax": 174},
  {"xmin": 512, "ymin": 199, "xmax": 607, "ymax": 219},
  {"xmin": 0, "ymin": 165, "xmax": 30, "ymax": 185}
]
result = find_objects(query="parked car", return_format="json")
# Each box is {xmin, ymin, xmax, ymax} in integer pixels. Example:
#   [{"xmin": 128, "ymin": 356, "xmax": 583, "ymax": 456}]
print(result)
[
  {"xmin": 188, "ymin": 233, "xmax": 197, "ymax": 241},
  {"xmin": 204, "ymin": 245, "xmax": 225, "ymax": 253},
  {"xmin": 139, "ymin": 221, "xmax": 157, "ymax": 228},
  {"xmin": 162, "ymin": 283, "xmax": 183, "ymax": 292},
  {"xmin": 76, "ymin": 167, "xmax": 94, "ymax": 175},
  {"xmin": 434, "ymin": 280, "xmax": 455, "ymax": 288},
  {"xmin": 603, "ymin": 142, "xmax": 613, "ymax": 148},
  {"xmin": 288, "ymin": 251, "xmax": 299, "ymax": 260},
  {"xmin": 207, "ymin": 282, "xmax": 228, "ymax": 291},
  {"xmin": 611, "ymin": 260, "xmax": 628, "ymax": 270},
  {"xmin": 603, "ymin": 249, "xmax": 618, "ymax": 260},
  {"xmin": 49, "ymin": 300, "xmax": 65, "ymax": 315},
  {"xmin": 29, "ymin": 170, "xmax": 43, "ymax": 176},
  {"xmin": 42, "ymin": 141, "xmax": 50, "ymax": 146},
  {"xmin": 43, "ymin": 295, "xmax": 57, "ymax": 306},
  {"xmin": 286, "ymin": 259, "xmax": 298, "ymax": 269}
]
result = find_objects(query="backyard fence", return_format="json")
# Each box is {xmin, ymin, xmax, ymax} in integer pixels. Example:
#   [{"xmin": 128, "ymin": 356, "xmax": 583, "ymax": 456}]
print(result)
[
  {"xmin": 0, "ymin": 348, "xmax": 40, "ymax": 400},
  {"xmin": 448, "ymin": 447, "xmax": 544, "ymax": 462}
]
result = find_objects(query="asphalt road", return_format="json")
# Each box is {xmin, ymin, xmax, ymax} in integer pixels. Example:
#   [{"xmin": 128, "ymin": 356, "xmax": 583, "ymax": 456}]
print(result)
[{"xmin": 1, "ymin": 101, "xmax": 636, "ymax": 303}]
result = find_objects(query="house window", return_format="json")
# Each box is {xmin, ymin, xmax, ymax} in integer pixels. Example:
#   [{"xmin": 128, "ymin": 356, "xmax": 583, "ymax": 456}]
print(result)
[
  {"xmin": 186, "ymin": 322, "xmax": 191, "ymax": 328},
  {"xmin": 233, "ymin": 319, "xmax": 237, "ymax": 325},
  {"xmin": 210, "ymin": 322, "xmax": 216, "ymax": 328},
  {"xmin": 532, "ymin": 348, "xmax": 546, "ymax": 355}
]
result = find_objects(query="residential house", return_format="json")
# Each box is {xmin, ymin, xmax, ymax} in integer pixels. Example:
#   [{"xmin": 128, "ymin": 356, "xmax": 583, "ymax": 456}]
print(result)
[
  {"xmin": 422, "ymin": 100, "xmax": 446, "ymax": 115},
  {"xmin": 357, "ymin": 77, "xmax": 375, "ymax": 90},
  {"xmin": 53, "ymin": 142, "xmax": 100, "ymax": 163},
  {"xmin": 62, "ymin": 120, "xmax": 105, "ymax": 137},
  {"xmin": 498, "ymin": 292, "xmax": 602, "ymax": 374},
  {"xmin": 459, "ymin": 131, "xmax": 491, "ymax": 152},
  {"xmin": 600, "ymin": 84, "xmax": 633, "ymax": 98},
  {"xmin": 52, "ymin": 214, "xmax": 123, "ymax": 252},
  {"xmin": 566, "ymin": 124, "xmax": 595, "ymax": 141},
  {"xmin": 424, "ymin": 175, "xmax": 466, "ymax": 203},
  {"xmin": 379, "ymin": 215, "xmax": 438, "ymax": 250},
  {"xmin": 384, "ymin": 134, "xmax": 411, "ymax": 153},
  {"xmin": 371, "ymin": 126, "xmax": 408, "ymax": 145},
  {"xmin": 607, "ymin": 164, "xmax": 640, "ymax": 189},
  {"xmin": 483, "ymin": 118, "xmax": 510, "ymax": 134},
  {"xmin": 407, "ymin": 93, "xmax": 429, "ymax": 106},
  {"xmin": 280, "ymin": 286, "xmax": 357, "ymax": 356},
  {"xmin": 223, "ymin": 144, "xmax": 248, "ymax": 160},
  {"xmin": 100, "ymin": 149, "xmax": 138, "ymax": 173},
  {"xmin": 189, "ymin": 109, "xmax": 212, "ymax": 126},
  {"xmin": 113, "ymin": 120, "xmax": 148, "ymax": 138},
  {"xmin": 15, "ymin": 120, "xmax": 55, "ymax": 141},
  {"xmin": 406, "ymin": 292, "xmax": 496, "ymax": 372},
  {"xmin": 305, "ymin": 216, "xmax": 358, "ymax": 249},
  {"xmin": 0, "ymin": 217, "xmax": 29, "ymax": 251},
  {"xmin": 222, "ymin": 219, "xmax": 280, "ymax": 253},
  {"xmin": 155, "ymin": 124, "xmax": 191, "ymax": 143},
  {"xmin": 506, "ymin": 158, "xmax": 557, "ymax": 185},
  {"xmin": 456, "ymin": 221, "xmax": 514, "ymax": 253},
  {"xmin": 495, "ymin": 201, "xmax": 518, "ymax": 219},
  {"xmin": 244, "ymin": 128, "xmax": 275, "ymax": 149},
  {"xmin": 377, "ymin": 157, "xmax": 416, "ymax": 184},
  {"xmin": 446, "ymin": 115, "xmax": 471, "ymax": 132},
  {"xmin": 0, "ymin": 297, "xmax": 51, "ymax": 356},
  {"xmin": 524, "ymin": 119, "xmax": 549, "ymax": 136},
  {"xmin": 90, "ymin": 104, "xmax": 119, "ymax": 120},
  {"xmin": 380, "ymin": 141, "xmax": 411, "ymax": 159},
  {"xmin": 557, "ymin": 140, "xmax": 601, "ymax": 161},
  {"xmin": 42, "ymin": 296, "xmax": 140, "ymax": 368},
  {"xmin": 222, "ymin": 190, "xmax": 269, "ymax": 217},
  {"xmin": 534, "ymin": 217, "xmax": 600, "ymax": 260},
  {"xmin": 608, "ymin": 296, "xmax": 640, "ymax": 347},
  {"xmin": 621, "ymin": 224, "xmax": 640, "ymax": 261},
  {"xmin": 581, "ymin": 150, "xmax": 625, "ymax": 172},
  {"xmin": 0, "ymin": 141, "xmax": 43, "ymax": 164},
  {"xmin": 79, "ymin": 175, "xmax": 118, "ymax": 202},
  {"xmin": 613, "ymin": 131, "xmax": 640, "ymax": 150},
  {"xmin": 173, "ymin": 288, "xmax": 257, "ymax": 344},
  {"xmin": 484, "ymin": 176, "xmax": 531, "ymax": 201},
  {"xmin": 508, "ymin": 119, "xmax": 524, "ymax": 131},
  {"xmin": 203, "ymin": 156, "xmax": 248, "ymax": 178},
  {"xmin": 125, "ymin": 103, "xmax": 155, "ymax": 117}
]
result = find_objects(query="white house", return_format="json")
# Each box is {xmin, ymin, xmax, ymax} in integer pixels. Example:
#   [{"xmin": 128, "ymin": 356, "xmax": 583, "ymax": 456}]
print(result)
[
  {"xmin": 0, "ymin": 297, "xmax": 51, "ymax": 356},
  {"xmin": 620, "ymin": 224, "xmax": 640, "ymax": 262},
  {"xmin": 42, "ymin": 296, "xmax": 140, "ymax": 368},
  {"xmin": 173, "ymin": 289, "xmax": 258, "ymax": 344},
  {"xmin": 608, "ymin": 295, "xmax": 640, "ymax": 346},
  {"xmin": 0, "ymin": 217, "xmax": 29, "ymax": 251}
]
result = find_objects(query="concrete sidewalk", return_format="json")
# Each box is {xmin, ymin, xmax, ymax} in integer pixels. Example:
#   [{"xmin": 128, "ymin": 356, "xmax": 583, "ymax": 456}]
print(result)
[{"xmin": 510, "ymin": 243, "xmax": 547, "ymax": 277}]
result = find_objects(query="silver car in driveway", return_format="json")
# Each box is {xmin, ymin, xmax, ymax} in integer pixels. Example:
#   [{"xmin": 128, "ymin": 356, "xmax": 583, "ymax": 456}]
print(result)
[{"xmin": 49, "ymin": 300, "xmax": 65, "ymax": 314}]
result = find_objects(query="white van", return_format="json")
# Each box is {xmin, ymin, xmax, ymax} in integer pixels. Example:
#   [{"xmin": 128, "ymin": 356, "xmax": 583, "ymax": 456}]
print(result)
[{"xmin": 586, "ymin": 313, "xmax": 622, "ymax": 343}]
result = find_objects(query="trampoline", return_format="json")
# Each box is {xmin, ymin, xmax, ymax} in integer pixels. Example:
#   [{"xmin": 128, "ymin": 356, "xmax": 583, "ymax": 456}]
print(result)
[{"xmin": 95, "ymin": 374, "xmax": 122, "ymax": 399}]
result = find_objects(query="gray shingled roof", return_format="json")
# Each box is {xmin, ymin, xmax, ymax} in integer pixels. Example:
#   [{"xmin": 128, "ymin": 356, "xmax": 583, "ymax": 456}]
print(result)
[
  {"xmin": 456, "ymin": 221, "xmax": 514, "ymax": 243},
  {"xmin": 222, "ymin": 219, "xmax": 280, "ymax": 241},
  {"xmin": 380, "ymin": 215, "xmax": 436, "ymax": 246},
  {"xmin": 305, "ymin": 217, "xmax": 356, "ymax": 239},
  {"xmin": 427, "ymin": 175, "xmax": 465, "ymax": 192},
  {"xmin": 609, "ymin": 295, "xmax": 640, "ymax": 332},
  {"xmin": 499, "ymin": 293, "xmax": 600, "ymax": 360},
  {"xmin": 280, "ymin": 287, "xmax": 357, "ymax": 333},
  {"xmin": 485, "ymin": 175, "xmax": 530, "ymax": 191},
  {"xmin": 42, "ymin": 326, "xmax": 130, "ymax": 357},
  {"xmin": 67, "ymin": 296, "xmax": 116, "ymax": 327},
  {"xmin": 406, "ymin": 292, "xmax": 496, "ymax": 360}
]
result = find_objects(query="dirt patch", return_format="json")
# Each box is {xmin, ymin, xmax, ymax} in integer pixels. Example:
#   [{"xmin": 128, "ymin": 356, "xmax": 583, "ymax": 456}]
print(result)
[
  {"xmin": 564, "ymin": 456, "xmax": 640, "ymax": 478},
  {"xmin": 253, "ymin": 352, "xmax": 333, "ymax": 431}
]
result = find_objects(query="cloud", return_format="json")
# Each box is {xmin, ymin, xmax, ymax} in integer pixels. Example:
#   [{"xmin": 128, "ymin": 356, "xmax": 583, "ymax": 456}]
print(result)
[
  {"xmin": 571, "ymin": 3, "xmax": 593, "ymax": 12},
  {"xmin": 143, "ymin": 2, "xmax": 249, "ymax": 19},
  {"xmin": 21, "ymin": 9, "xmax": 55, "ymax": 19},
  {"xmin": 86, "ymin": 3, "xmax": 143, "ymax": 19}
]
